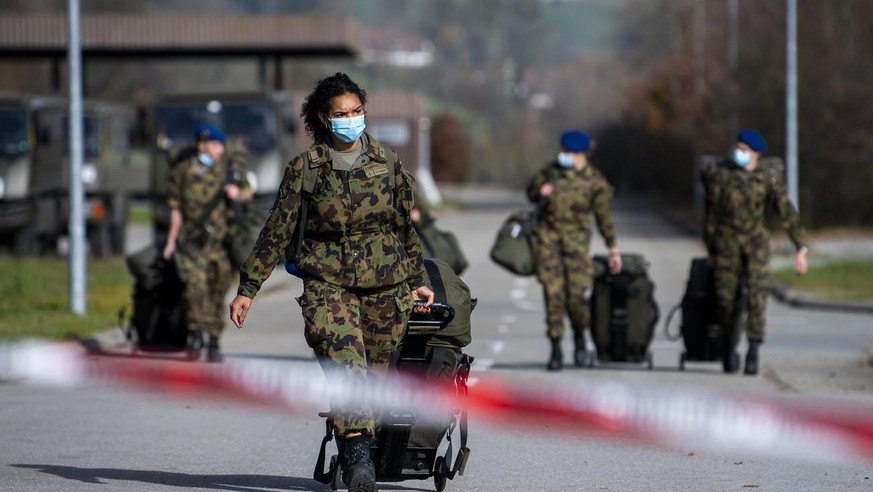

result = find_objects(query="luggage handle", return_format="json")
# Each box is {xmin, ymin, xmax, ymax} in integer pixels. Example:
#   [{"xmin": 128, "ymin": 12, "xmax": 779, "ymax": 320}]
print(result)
[{"xmin": 409, "ymin": 301, "xmax": 454, "ymax": 328}]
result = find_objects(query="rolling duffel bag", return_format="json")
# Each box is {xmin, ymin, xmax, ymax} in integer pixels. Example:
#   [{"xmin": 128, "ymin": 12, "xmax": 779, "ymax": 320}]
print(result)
[{"xmin": 589, "ymin": 253, "xmax": 658, "ymax": 368}]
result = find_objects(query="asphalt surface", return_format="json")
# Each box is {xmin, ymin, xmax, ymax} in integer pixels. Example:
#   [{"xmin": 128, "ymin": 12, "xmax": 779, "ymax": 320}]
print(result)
[{"xmin": 2, "ymin": 188, "xmax": 873, "ymax": 491}]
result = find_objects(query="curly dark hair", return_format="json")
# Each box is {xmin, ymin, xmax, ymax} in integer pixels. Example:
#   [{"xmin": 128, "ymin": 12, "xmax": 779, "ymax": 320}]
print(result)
[{"xmin": 300, "ymin": 72, "xmax": 368, "ymax": 144}]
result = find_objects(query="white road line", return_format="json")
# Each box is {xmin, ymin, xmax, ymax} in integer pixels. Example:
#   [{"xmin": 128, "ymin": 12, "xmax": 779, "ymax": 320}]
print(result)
[
  {"xmin": 518, "ymin": 300, "xmax": 541, "ymax": 312},
  {"xmin": 491, "ymin": 341, "xmax": 505, "ymax": 353},
  {"xmin": 510, "ymin": 288, "xmax": 526, "ymax": 300}
]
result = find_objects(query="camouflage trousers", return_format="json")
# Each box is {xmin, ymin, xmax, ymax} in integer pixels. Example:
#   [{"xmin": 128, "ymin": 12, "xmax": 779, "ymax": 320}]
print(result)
[
  {"xmin": 536, "ymin": 230, "xmax": 593, "ymax": 341},
  {"xmin": 713, "ymin": 231, "xmax": 771, "ymax": 344},
  {"xmin": 297, "ymin": 278, "xmax": 413, "ymax": 435},
  {"xmin": 176, "ymin": 247, "xmax": 233, "ymax": 338}
]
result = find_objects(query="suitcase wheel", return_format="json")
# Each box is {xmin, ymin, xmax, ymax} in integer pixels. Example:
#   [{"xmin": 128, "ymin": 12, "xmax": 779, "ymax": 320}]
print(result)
[
  {"xmin": 434, "ymin": 456, "xmax": 447, "ymax": 492},
  {"xmin": 329, "ymin": 455, "xmax": 342, "ymax": 491}
]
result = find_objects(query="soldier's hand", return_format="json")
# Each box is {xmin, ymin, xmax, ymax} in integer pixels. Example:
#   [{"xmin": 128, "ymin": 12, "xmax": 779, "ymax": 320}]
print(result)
[
  {"xmin": 225, "ymin": 184, "xmax": 242, "ymax": 201},
  {"xmin": 412, "ymin": 285, "xmax": 434, "ymax": 314},
  {"xmin": 162, "ymin": 242, "xmax": 175, "ymax": 260},
  {"xmin": 794, "ymin": 249, "xmax": 808, "ymax": 275},
  {"xmin": 539, "ymin": 183, "xmax": 554, "ymax": 197},
  {"xmin": 608, "ymin": 248, "xmax": 622, "ymax": 274},
  {"xmin": 230, "ymin": 295, "xmax": 252, "ymax": 329}
]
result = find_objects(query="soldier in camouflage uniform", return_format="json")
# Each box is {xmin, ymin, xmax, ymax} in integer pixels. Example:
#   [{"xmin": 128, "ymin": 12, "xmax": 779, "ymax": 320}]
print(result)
[
  {"xmin": 527, "ymin": 130, "xmax": 622, "ymax": 372},
  {"xmin": 702, "ymin": 129, "xmax": 808, "ymax": 375},
  {"xmin": 229, "ymin": 73, "xmax": 433, "ymax": 492},
  {"xmin": 162, "ymin": 123, "xmax": 251, "ymax": 363}
]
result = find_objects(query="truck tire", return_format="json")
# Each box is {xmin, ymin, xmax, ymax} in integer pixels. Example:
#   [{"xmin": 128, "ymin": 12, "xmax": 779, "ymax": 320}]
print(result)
[
  {"xmin": 88, "ymin": 219, "xmax": 111, "ymax": 258},
  {"xmin": 13, "ymin": 223, "xmax": 37, "ymax": 255},
  {"xmin": 109, "ymin": 194, "xmax": 129, "ymax": 255}
]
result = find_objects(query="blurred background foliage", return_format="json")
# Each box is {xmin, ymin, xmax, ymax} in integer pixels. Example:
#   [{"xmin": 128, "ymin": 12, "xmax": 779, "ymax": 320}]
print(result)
[{"xmin": 2, "ymin": 0, "xmax": 871, "ymax": 228}]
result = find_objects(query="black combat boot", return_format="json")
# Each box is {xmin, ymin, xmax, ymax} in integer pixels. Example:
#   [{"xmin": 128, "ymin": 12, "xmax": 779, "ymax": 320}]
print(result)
[
  {"xmin": 722, "ymin": 338, "xmax": 739, "ymax": 374},
  {"xmin": 744, "ymin": 341, "xmax": 761, "ymax": 375},
  {"xmin": 206, "ymin": 335, "xmax": 223, "ymax": 363},
  {"xmin": 547, "ymin": 338, "xmax": 563, "ymax": 372},
  {"xmin": 186, "ymin": 330, "xmax": 203, "ymax": 361},
  {"xmin": 573, "ymin": 333, "xmax": 591, "ymax": 368},
  {"xmin": 342, "ymin": 434, "xmax": 377, "ymax": 492}
]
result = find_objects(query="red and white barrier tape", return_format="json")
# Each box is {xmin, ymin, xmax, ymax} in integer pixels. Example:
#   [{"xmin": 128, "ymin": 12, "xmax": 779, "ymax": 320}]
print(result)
[{"xmin": 2, "ymin": 340, "xmax": 873, "ymax": 465}]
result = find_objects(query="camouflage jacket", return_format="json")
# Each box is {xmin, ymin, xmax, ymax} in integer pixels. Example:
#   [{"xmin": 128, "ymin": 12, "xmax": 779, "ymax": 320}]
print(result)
[
  {"xmin": 237, "ymin": 134, "xmax": 425, "ymax": 298},
  {"xmin": 167, "ymin": 154, "xmax": 249, "ymax": 255},
  {"xmin": 701, "ymin": 158, "xmax": 808, "ymax": 256},
  {"xmin": 526, "ymin": 162, "xmax": 618, "ymax": 248}
]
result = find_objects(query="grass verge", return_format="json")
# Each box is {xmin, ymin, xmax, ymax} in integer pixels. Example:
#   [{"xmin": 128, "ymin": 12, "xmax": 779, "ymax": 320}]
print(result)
[
  {"xmin": 128, "ymin": 202, "xmax": 152, "ymax": 225},
  {"xmin": 0, "ymin": 257, "xmax": 132, "ymax": 340},
  {"xmin": 773, "ymin": 258, "xmax": 873, "ymax": 303}
]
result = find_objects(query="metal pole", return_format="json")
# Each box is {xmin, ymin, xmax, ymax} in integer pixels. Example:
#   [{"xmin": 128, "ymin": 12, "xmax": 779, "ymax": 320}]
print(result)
[
  {"xmin": 68, "ymin": 0, "xmax": 86, "ymax": 315},
  {"xmin": 786, "ymin": 0, "xmax": 799, "ymax": 208}
]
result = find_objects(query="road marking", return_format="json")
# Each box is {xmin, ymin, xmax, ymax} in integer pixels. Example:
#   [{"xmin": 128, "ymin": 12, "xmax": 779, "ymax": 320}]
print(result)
[
  {"xmin": 491, "ymin": 341, "xmax": 505, "ymax": 353},
  {"xmin": 472, "ymin": 358, "xmax": 494, "ymax": 371},
  {"xmin": 510, "ymin": 288, "xmax": 526, "ymax": 300},
  {"xmin": 518, "ymin": 300, "xmax": 540, "ymax": 312}
]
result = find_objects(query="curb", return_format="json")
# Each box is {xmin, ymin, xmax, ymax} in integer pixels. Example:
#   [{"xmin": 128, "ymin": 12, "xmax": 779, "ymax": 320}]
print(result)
[{"xmin": 771, "ymin": 283, "xmax": 873, "ymax": 315}]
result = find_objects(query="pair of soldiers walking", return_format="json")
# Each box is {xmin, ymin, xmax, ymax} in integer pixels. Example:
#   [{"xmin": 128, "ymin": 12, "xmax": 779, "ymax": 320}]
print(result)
[{"xmin": 528, "ymin": 128, "xmax": 808, "ymax": 374}]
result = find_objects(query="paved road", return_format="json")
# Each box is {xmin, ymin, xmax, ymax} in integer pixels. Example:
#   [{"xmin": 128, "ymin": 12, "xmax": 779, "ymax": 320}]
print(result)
[{"xmin": 3, "ymin": 189, "xmax": 873, "ymax": 491}]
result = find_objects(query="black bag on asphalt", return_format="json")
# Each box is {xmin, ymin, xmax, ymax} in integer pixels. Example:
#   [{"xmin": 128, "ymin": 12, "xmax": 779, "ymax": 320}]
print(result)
[
  {"xmin": 664, "ymin": 257, "xmax": 747, "ymax": 370},
  {"xmin": 489, "ymin": 209, "xmax": 539, "ymax": 276},
  {"xmin": 415, "ymin": 219, "xmax": 469, "ymax": 276},
  {"xmin": 125, "ymin": 244, "xmax": 188, "ymax": 351},
  {"xmin": 589, "ymin": 253, "xmax": 658, "ymax": 366}
]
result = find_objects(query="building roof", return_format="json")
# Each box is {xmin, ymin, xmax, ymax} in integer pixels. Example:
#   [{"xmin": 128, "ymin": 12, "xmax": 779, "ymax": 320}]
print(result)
[{"xmin": 0, "ymin": 13, "xmax": 361, "ymax": 58}]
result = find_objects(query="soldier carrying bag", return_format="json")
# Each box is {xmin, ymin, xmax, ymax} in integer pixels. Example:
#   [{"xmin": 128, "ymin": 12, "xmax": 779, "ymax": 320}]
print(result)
[{"xmin": 489, "ymin": 169, "xmax": 558, "ymax": 276}]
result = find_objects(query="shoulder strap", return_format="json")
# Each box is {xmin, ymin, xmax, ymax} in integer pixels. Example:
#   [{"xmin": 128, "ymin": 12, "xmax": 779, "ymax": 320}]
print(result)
[
  {"xmin": 291, "ymin": 150, "xmax": 321, "ymax": 259},
  {"xmin": 533, "ymin": 167, "xmax": 560, "ymax": 220},
  {"xmin": 189, "ymin": 160, "xmax": 230, "ymax": 230},
  {"xmin": 423, "ymin": 259, "xmax": 448, "ymax": 305}
]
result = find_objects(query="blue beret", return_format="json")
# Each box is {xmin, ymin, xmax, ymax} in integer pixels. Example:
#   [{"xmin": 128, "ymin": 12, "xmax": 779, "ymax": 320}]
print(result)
[
  {"xmin": 737, "ymin": 129, "xmax": 767, "ymax": 153},
  {"xmin": 560, "ymin": 130, "xmax": 592, "ymax": 153},
  {"xmin": 194, "ymin": 123, "xmax": 226, "ymax": 144}
]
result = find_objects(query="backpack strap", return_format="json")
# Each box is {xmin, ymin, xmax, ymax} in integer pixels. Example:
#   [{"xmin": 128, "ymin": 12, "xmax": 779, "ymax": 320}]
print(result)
[
  {"xmin": 423, "ymin": 259, "xmax": 448, "ymax": 305},
  {"xmin": 284, "ymin": 144, "xmax": 328, "ymax": 273}
]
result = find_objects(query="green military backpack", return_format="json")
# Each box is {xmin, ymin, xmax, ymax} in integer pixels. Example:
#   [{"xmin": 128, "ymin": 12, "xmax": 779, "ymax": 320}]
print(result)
[
  {"xmin": 418, "ymin": 258, "xmax": 475, "ymax": 350},
  {"xmin": 489, "ymin": 209, "xmax": 539, "ymax": 276},
  {"xmin": 589, "ymin": 253, "xmax": 658, "ymax": 367}
]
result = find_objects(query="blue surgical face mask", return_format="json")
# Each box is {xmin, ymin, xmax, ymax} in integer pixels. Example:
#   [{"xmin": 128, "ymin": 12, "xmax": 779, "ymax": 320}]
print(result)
[
  {"xmin": 733, "ymin": 148, "xmax": 752, "ymax": 167},
  {"xmin": 198, "ymin": 152, "xmax": 214, "ymax": 167},
  {"xmin": 330, "ymin": 114, "xmax": 366, "ymax": 144},
  {"xmin": 556, "ymin": 152, "xmax": 575, "ymax": 168}
]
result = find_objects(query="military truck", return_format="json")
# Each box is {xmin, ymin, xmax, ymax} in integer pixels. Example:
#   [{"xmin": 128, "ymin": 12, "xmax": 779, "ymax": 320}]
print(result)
[
  {"xmin": 147, "ymin": 91, "xmax": 298, "ymax": 243},
  {"xmin": 0, "ymin": 93, "xmax": 148, "ymax": 256}
]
